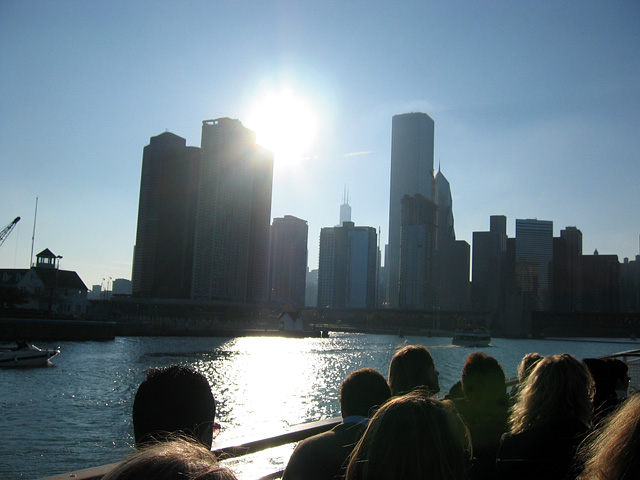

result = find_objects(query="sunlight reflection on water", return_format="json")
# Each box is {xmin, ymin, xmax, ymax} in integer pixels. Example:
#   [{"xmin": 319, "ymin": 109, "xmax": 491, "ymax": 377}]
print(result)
[{"xmin": 1, "ymin": 333, "xmax": 637, "ymax": 479}]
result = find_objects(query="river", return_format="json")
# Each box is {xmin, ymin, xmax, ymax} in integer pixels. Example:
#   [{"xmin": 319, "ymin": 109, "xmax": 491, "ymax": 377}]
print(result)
[{"xmin": 1, "ymin": 333, "xmax": 638, "ymax": 480}]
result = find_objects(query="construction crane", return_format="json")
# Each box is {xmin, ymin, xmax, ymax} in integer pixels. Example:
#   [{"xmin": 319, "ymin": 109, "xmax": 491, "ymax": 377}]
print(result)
[{"xmin": 0, "ymin": 217, "xmax": 20, "ymax": 249}]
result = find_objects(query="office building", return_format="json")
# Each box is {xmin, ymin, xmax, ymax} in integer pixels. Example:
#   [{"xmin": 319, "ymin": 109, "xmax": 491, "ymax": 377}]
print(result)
[
  {"xmin": 318, "ymin": 221, "xmax": 377, "ymax": 309},
  {"xmin": 269, "ymin": 215, "xmax": 308, "ymax": 307},
  {"xmin": 132, "ymin": 132, "xmax": 200, "ymax": 298},
  {"xmin": 191, "ymin": 118, "xmax": 274, "ymax": 303},
  {"xmin": 552, "ymin": 226, "xmax": 583, "ymax": 311},
  {"xmin": 516, "ymin": 219, "xmax": 553, "ymax": 311},
  {"xmin": 397, "ymin": 194, "xmax": 437, "ymax": 309},
  {"xmin": 472, "ymin": 215, "xmax": 508, "ymax": 312},
  {"xmin": 387, "ymin": 112, "xmax": 435, "ymax": 307},
  {"xmin": 582, "ymin": 252, "xmax": 620, "ymax": 312}
]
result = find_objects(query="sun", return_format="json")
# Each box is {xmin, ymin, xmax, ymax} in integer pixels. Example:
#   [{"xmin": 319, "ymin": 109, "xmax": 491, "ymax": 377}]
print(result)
[{"xmin": 245, "ymin": 89, "xmax": 317, "ymax": 166}]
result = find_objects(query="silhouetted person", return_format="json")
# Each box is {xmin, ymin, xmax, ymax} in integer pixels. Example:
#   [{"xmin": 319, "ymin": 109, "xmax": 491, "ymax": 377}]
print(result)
[
  {"xmin": 496, "ymin": 354, "xmax": 594, "ymax": 480},
  {"xmin": 102, "ymin": 438, "xmax": 237, "ymax": 480},
  {"xmin": 133, "ymin": 365, "xmax": 217, "ymax": 449},
  {"xmin": 583, "ymin": 357, "xmax": 621, "ymax": 424},
  {"xmin": 345, "ymin": 391, "xmax": 471, "ymax": 480},
  {"xmin": 452, "ymin": 352, "xmax": 508, "ymax": 480},
  {"xmin": 388, "ymin": 345, "xmax": 439, "ymax": 396},
  {"xmin": 578, "ymin": 393, "xmax": 640, "ymax": 480},
  {"xmin": 283, "ymin": 368, "xmax": 391, "ymax": 480},
  {"xmin": 606, "ymin": 357, "xmax": 630, "ymax": 399}
]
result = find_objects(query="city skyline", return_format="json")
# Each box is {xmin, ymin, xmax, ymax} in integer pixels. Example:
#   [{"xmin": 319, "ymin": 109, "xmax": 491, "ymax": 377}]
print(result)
[{"xmin": 1, "ymin": 2, "xmax": 639, "ymax": 289}]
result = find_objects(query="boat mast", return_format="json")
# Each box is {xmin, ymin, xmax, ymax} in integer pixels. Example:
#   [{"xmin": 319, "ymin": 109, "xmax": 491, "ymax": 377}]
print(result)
[{"xmin": 30, "ymin": 196, "xmax": 38, "ymax": 267}]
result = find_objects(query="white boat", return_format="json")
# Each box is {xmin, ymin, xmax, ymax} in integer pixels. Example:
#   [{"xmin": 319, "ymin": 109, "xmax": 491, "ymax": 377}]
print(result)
[
  {"xmin": 0, "ymin": 342, "xmax": 60, "ymax": 367},
  {"xmin": 452, "ymin": 327, "xmax": 491, "ymax": 347}
]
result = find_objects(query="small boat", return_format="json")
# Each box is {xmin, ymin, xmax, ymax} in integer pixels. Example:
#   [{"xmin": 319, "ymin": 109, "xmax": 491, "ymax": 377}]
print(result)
[
  {"xmin": 0, "ymin": 342, "xmax": 60, "ymax": 367},
  {"xmin": 452, "ymin": 326, "xmax": 491, "ymax": 347}
]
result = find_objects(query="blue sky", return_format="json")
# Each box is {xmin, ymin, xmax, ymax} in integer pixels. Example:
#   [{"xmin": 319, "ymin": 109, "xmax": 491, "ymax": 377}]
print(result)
[{"xmin": 1, "ymin": 1, "xmax": 639, "ymax": 289}]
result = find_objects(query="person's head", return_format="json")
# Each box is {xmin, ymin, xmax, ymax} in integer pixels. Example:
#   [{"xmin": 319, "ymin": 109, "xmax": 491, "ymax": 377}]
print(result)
[
  {"xmin": 517, "ymin": 352, "xmax": 543, "ymax": 383},
  {"xmin": 340, "ymin": 368, "xmax": 391, "ymax": 419},
  {"xmin": 102, "ymin": 438, "xmax": 237, "ymax": 480},
  {"xmin": 605, "ymin": 358, "xmax": 630, "ymax": 394},
  {"xmin": 460, "ymin": 352, "xmax": 506, "ymax": 404},
  {"xmin": 583, "ymin": 358, "xmax": 617, "ymax": 406},
  {"xmin": 510, "ymin": 353, "xmax": 594, "ymax": 434},
  {"xmin": 345, "ymin": 392, "xmax": 471, "ymax": 480},
  {"xmin": 578, "ymin": 394, "xmax": 640, "ymax": 480},
  {"xmin": 133, "ymin": 365, "xmax": 216, "ymax": 449},
  {"xmin": 388, "ymin": 345, "xmax": 439, "ymax": 396}
]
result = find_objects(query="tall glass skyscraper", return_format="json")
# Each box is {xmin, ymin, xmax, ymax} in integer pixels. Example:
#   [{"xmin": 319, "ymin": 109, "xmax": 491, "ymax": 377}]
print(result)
[
  {"xmin": 387, "ymin": 112, "xmax": 435, "ymax": 307},
  {"xmin": 515, "ymin": 218, "xmax": 553, "ymax": 311}
]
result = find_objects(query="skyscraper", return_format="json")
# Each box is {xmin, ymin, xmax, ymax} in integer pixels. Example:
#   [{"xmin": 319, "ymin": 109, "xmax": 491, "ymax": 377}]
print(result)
[
  {"xmin": 552, "ymin": 226, "xmax": 583, "ymax": 311},
  {"xmin": 515, "ymin": 219, "xmax": 553, "ymax": 311},
  {"xmin": 318, "ymin": 221, "xmax": 377, "ymax": 309},
  {"xmin": 269, "ymin": 215, "xmax": 308, "ymax": 307},
  {"xmin": 132, "ymin": 132, "xmax": 200, "ymax": 298},
  {"xmin": 472, "ymin": 215, "xmax": 508, "ymax": 312},
  {"xmin": 398, "ymin": 194, "xmax": 437, "ymax": 309},
  {"xmin": 387, "ymin": 112, "xmax": 435, "ymax": 307},
  {"xmin": 191, "ymin": 118, "xmax": 274, "ymax": 303}
]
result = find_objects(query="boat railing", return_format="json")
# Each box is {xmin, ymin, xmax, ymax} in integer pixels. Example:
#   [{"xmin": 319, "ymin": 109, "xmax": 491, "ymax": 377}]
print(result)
[{"xmin": 37, "ymin": 417, "xmax": 342, "ymax": 480}]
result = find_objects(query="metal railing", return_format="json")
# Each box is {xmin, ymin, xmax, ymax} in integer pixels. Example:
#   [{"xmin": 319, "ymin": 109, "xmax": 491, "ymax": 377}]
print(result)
[{"xmin": 38, "ymin": 417, "xmax": 342, "ymax": 480}]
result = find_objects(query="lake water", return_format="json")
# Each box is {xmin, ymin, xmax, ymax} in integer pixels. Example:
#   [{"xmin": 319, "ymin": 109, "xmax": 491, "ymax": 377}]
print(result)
[{"xmin": 1, "ymin": 333, "xmax": 638, "ymax": 480}]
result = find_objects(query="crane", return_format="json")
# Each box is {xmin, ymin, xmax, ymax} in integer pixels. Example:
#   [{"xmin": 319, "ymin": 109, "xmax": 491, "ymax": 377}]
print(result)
[{"xmin": 0, "ymin": 217, "xmax": 20, "ymax": 249}]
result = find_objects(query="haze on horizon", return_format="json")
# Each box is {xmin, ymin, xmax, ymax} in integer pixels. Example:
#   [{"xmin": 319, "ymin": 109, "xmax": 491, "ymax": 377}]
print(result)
[{"xmin": 1, "ymin": 1, "xmax": 639, "ymax": 289}]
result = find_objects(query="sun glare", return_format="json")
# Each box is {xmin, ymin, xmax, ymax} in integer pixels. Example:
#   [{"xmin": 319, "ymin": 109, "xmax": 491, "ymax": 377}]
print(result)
[{"xmin": 246, "ymin": 89, "xmax": 317, "ymax": 166}]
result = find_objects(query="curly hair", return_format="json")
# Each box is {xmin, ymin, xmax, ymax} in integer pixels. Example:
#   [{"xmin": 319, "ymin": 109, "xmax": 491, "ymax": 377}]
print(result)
[{"xmin": 509, "ymin": 354, "xmax": 594, "ymax": 434}]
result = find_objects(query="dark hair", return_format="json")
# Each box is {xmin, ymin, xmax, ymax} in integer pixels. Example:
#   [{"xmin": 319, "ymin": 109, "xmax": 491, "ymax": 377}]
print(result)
[
  {"xmin": 133, "ymin": 365, "xmax": 216, "ymax": 448},
  {"xmin": 102, "ymin": 438, "xmax": 237, "ymax": 480},
  {"xmin": 388, "ymin": 345, "xmax": 439, "ymax": 396},
  {"xmin": 461, "ymin": 352, "xmax": 505, "ymax": 400},
  {"xmin": 345, "ymin": 392, "xmax": 470, "ymax": 480},
  {"xmin": 340, "ymin": 368, "xmax": 391, "ymax": 418},
  {"xmin": 583, "ymin": 358, "xmax": 617, "ymax": 407}
]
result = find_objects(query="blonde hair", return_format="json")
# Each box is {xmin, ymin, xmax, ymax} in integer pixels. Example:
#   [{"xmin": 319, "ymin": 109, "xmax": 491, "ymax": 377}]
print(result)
[
  {"xmin": 388, "ymin": 345, "xmax": 438, "ymax": 396},
  {"xmin": 102, "ymin": 438, "xmax": 237, "ymax": 480},
  {"xmin": 345, "ymin": 392, "xmax": 470, "ymax": 480},
  {"xmin": 509, "ymin": 354, "xmax": 594, "ymax": 434},
  {"xmin": 578, "ymin": 394, "xmax": 640, "ymax": 480}
]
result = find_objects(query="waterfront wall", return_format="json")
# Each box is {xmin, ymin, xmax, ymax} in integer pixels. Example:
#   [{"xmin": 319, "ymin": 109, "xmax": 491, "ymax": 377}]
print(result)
[{"xmin": 0, "ymin": 318, "xmax": 116, "ymax": 341}]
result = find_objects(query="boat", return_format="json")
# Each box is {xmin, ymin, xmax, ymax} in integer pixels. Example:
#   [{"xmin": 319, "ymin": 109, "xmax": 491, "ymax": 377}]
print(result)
[
  {"xmin": 452, "ymin": 326, "xmax": 491, "ymax": 347},
  {"xmin": 0, "ymin": 342, "xmax": 60, "ymax": 367}
]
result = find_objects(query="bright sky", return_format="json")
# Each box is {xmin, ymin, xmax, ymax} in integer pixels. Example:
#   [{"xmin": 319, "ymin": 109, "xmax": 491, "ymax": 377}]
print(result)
[{"xmin": 1, "ymin": 1, "xmax": 639, "ymax": 290}]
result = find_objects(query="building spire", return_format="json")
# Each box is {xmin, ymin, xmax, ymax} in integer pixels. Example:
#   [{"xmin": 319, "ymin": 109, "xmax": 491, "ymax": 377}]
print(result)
[{"xmin": 340, "ymin": 185, "xmax": 352, "ymax": 224}]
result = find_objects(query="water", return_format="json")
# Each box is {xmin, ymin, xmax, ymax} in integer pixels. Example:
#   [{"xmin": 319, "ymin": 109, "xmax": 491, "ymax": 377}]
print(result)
[{"xmin": 1, "ymin": 333, "xmax": 637, "ymax": 480}]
